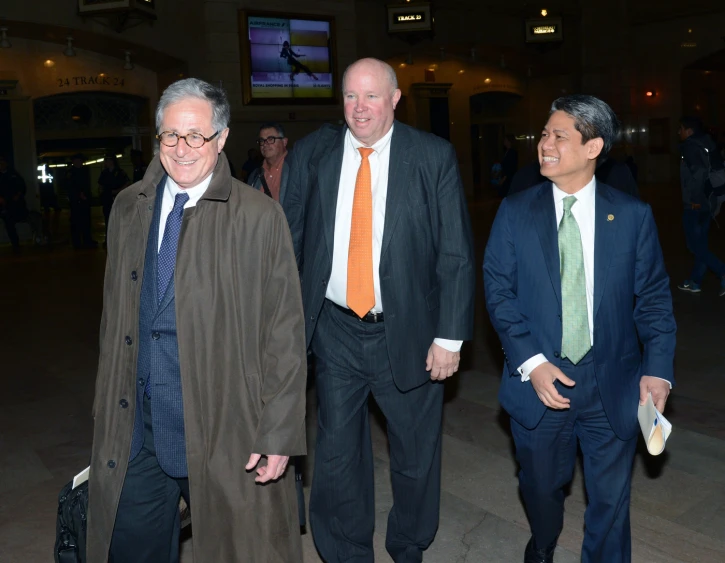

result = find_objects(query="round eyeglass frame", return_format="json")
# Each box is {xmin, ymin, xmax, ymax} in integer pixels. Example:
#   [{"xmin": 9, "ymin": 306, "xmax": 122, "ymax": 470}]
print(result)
[{"xmin": 156, "ymin": 130, "xmax": 220, "ymax": 149}]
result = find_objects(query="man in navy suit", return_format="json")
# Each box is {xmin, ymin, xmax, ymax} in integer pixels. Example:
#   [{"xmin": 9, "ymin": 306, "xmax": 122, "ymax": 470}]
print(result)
[
  {"xmin": 484, "ymin": 95, "xmax": 676, "ymax": 563},
  {"xmin": 284, "ymin": 58, "xmax": 475, "ymax": 562}
]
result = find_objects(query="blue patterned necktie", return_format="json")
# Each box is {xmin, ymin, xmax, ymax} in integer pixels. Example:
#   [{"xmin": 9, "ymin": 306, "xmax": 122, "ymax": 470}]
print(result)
[
  {"xmin": 147, "ymin": 191, "xmax": 189, "ymax": 398},
  {"xmin": 559, "ymin": 195, "xmax": 591, "ymax": 364},
  {"xmin": 157, "ymin": 192, "xmax": 189, "ymax": 304}
]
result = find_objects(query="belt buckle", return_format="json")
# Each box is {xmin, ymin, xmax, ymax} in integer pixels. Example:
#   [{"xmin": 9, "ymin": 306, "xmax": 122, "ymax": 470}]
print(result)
[{"xmin": 369, "ymin": 311, "xmax": 381, "ymax": 323}]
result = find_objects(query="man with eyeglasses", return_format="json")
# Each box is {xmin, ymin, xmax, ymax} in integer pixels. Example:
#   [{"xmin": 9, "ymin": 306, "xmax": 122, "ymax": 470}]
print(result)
[
  {"xmin": 247, "ymin": 123, "xmax": 290, "ymax": 204},
  {"xmin": 86, "ymin": 78, "xmax": 307, "ymax": 563}
]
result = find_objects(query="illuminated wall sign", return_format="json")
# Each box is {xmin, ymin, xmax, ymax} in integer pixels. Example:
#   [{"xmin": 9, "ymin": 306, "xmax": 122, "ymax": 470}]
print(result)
[
  {"xmin": 396, "ymin": 12, "xmax": 426, "ymax": 23},
  {"xmin": 56, "ymin": 76, "xmax": 126, "ymax": 88},
  {"xmin": 525, "ymin": 16, "xmax": 563, "ymax": 42},
  {"xmin": 388, "ymin": 3, "xmax": 432, "ymax": 33}
]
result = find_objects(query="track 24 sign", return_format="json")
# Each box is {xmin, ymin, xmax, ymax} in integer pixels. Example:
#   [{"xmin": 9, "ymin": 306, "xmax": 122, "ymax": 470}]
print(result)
[{"xmin": 57, "ymin": 76, "xmax": 126, "ymax": 87}]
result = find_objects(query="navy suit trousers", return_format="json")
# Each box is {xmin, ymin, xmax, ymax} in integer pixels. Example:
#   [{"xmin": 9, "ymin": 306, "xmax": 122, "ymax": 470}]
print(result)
[
  {"xmin": 309, "ymin": 300, "xmax": 444, "ymax": 563},
  {"xmin": 510, "ymin": 353, "xmax": 637, "ymax": 563},
  {"xmin": 110, "ymin": 396, "xmax": 190, "ymax": 563}
]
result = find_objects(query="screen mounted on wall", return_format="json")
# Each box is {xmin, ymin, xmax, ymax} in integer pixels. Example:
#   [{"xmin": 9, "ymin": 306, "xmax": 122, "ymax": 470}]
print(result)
[{"xmin": 239, "ymin": 11, "xmax": 337, "ymax": 105}]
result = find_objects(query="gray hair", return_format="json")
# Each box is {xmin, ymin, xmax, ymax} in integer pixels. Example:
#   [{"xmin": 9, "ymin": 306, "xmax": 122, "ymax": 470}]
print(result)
[
  {"xmin": 259, "ymin": 122, "xmax": 286, "ymax": 138},
  {"xmin": 550, "ymin": 95, "xmax": 620, "ymax": 160},
  {"xmin": 156, "ymin": 78, "xmax": 231, "ymax": 134},
  {"xmin": 342, "ymin": 58, "xmax": 398, "ymax": 94}
]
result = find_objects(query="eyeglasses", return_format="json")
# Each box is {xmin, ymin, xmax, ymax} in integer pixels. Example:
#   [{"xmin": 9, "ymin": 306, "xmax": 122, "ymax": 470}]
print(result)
[
  {"xmin": 156, "ymin": 130, "xmax": 219, "ymax": 149},
  {"xmin": 256, "ymin": 136, "xmax": 284, "ymax": 146}
]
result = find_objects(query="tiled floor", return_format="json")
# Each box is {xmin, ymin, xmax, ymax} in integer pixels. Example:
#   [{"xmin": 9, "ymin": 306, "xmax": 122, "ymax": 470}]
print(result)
[{"xmin": 2, "ymin": 186, "xmax": 724, "ymax": 562}]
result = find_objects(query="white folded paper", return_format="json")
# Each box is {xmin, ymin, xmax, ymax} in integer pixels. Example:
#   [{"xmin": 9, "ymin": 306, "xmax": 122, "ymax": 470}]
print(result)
[
  {"xmin": 637, "ymin": 392, "xmax": 672, "ymax": 455},
  {"xmin": 72, "ymin": 465, "xmax": 90, "ymax": 490}
]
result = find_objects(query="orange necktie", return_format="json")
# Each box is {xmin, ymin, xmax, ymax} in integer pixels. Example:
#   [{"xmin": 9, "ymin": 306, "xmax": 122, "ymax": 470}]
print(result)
[{"xmin": 347, "ymin": 147, "xmax": 375, "ymax": 318}]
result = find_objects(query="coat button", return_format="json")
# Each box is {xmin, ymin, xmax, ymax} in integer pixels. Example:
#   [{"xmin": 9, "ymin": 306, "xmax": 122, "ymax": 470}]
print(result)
[
  {"xmin": 131, "ymin": 271, "xmax": 138, "ymax": 281},
  {"xmin": 152, "ymin": 332, "xmax": 160, "ymax": 340},
  {"xmin": 322, "ymin": 280, "xmax": 327, "ymax": 286},
  {"xmin": 107, "ymin": 460, "xmax": 116, "ymax": 469},
  {"xmin": 553, "ymin": 351, "xmax": 560, "ymax": 358},
  {"xmin": 138, "ymin": 378, "xmax": 145, "ymax": 387},
  {"xmin": 310, "ymin": 315, "xmax": 315, "ymax": 322},
  {"xmin": 125, "ymin": 336, "xmax": 132, "ymax": 345},
  {"xmin": 119, "ymin": 399, "xmax": 128, "ymax": 408}
]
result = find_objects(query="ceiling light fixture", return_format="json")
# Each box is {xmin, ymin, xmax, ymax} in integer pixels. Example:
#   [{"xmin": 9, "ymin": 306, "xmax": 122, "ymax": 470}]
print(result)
[{"xmin": 64, "ymin": 36, "xmax": 76, "ymax": 57}]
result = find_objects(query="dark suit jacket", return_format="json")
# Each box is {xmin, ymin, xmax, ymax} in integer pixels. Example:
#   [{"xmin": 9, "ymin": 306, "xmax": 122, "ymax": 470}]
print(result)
[
  {"xmin": 284, "ymin": 121, "xmax": 476, "ymax": 392},
  {"xmin": 483, "ymin": 181, "xmax": 676, "ymax": 439}
]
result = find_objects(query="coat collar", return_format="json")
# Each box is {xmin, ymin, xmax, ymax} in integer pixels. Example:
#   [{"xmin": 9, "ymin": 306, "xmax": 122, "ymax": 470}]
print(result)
[
  {"xmin": 316, "ymin": 121, "xmax": 414, "ymax": 261},
  {"xmin": 138, "ymin": 151, "xmax": 233, "ymax": 203},
  {"xmin": 532, "ymin": 181, "xmax": 561, "ymax": 307}
]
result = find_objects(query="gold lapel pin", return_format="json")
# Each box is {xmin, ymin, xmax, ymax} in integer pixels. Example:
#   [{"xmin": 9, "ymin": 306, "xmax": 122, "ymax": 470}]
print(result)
[{"xmin": 607, "ymin": 214, "xmax": 614, "ymax": 222}]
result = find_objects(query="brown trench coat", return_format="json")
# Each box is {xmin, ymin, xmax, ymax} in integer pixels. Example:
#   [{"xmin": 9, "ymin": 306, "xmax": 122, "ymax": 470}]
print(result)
[{"xmin": 86, "ymin": 152, "xmax": 307, "ymax": 562}]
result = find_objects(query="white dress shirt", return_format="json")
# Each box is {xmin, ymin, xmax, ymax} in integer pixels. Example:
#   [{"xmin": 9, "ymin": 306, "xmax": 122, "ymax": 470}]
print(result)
[
  {"xmin": 518, "ymin": 177, "xmax": 596, "ymax": 380},
  {"xmin": 325, "ymin": 126, "xmax": 461, "ymax": 352},
  {"xmin": 158, "ymin": 174, "xmax": 212, "ymax": 251}
]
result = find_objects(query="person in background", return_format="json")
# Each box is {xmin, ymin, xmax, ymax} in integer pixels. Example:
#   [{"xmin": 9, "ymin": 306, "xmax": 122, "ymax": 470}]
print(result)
[
  {"xmin": 247, "ymin": 122, "xmax": 290, "ymax": 204},
  {"xmin": 131, "ymin": 149, "xmax": 148, "ymax": 184},
  {"xmin": 98, "ymin": 153, "xmax": 130, "ymax": 244},
  {"xmin": 240, "ymin": 148, "xmax": 261, "ymax": 183},
  {"xmin": 676, "ymin": 116, "xmax": 725, "ymax": 296},
  {"xmin": 0, "ymin": 154, "xmax": 29, "ymax": 253},
  {"xmin": 499, "ymin": 134, "xmax": 519, "ymax": 197},
  {"xmin": 66, "ymin": 154, "xmax": 96, "ymax": 249}
]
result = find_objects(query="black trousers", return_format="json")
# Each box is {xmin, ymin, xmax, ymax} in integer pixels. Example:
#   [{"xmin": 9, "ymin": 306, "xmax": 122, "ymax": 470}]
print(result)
[
  {"xmin": 109, "ymin": 395, "xmax": 190, "ymax": 563},
  {"xmin": 309, "ymin": 300, "xmax": 444, "ymax": 563},
  {"xmin": 69, "ymin": 202, "xmax": 93, "ymax": 248},
  {"xmin": 1, "ymin": 213, "xmax": 20, "ymax": 248}
]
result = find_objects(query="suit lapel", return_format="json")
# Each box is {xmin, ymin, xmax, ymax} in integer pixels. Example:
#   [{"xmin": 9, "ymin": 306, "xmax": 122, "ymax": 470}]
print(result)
[
  {"xmin": 381, "ymin": 123, "xmax": 413, "ymax": 261},
  {"xmin": 532, "ymin": 182, "xmax": 562, "ymax": 307},
  {"xmin": 593, "ymin": 182, "xmax": 617, "ymax": 321},
  {"xmin": 318, "ymin": 128, "xmax": 346, "ymax": 260}
]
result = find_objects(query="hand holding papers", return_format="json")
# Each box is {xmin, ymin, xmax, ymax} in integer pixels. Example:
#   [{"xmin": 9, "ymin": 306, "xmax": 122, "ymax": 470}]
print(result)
[{"xmin": 638, "ymin": 392, "xmax": 672, "ymax": 455}]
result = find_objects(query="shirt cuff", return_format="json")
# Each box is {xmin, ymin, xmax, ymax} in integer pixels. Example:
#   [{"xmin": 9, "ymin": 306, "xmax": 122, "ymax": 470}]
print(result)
[
  {"xmin": 434, "ymin": 338, "xmax": 462, "ymax": 352},
  {"xmin": 518, "ymin": 354, "xmax": 548, "ymax": 382},
  {"xmin": 647, "ymin": 376, "xmax": 673, "ymax": 390}
]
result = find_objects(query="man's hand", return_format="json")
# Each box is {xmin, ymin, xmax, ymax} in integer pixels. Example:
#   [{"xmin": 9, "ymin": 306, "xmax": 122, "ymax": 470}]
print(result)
[
  {"xmin": 426, "ymin": 342, "xmax": 460, "ymax": 381},
  {"xmin": 639, "ymin": 376, "xmax": 670, "ymax": 413},
  {"xmin": 245, "ymin": 453, "xmax": 289, "ymax": 484},
  {"xmin": 529, "ymin": 362, "xmax": 576, "ymax": 409}
]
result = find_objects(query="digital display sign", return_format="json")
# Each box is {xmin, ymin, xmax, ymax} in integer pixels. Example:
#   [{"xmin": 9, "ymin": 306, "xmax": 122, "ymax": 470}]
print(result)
[
  {"xmin": 525, "ymin": 17, "xmax": 563, "ymax": 42},
  {"xmin": 240, "ymin": 12, "xmax": 336, "ymax": 104},
  {"xmin": 387, "ymin": 3, "xmax": 432, "ymax": 33}
]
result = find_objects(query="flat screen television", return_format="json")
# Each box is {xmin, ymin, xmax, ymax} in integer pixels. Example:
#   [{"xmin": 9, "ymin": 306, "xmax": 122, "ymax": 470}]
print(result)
[{"xmin": 239, "ymin": 11, "xmax": 337, "ymax": 105}]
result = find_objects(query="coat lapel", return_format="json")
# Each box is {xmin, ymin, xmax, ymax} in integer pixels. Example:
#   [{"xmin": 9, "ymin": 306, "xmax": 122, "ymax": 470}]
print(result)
[
  {"xmin": 532, "ymin": 182, "xmax": 562, "ymax": 307},
  {"xmin": 317, "ymin": 128, "xmax": 346, "ymax": 260},
  {"xmin": 593, "ymin": 182, "xmax": 617, "ymax": 321},
  {"xmin": 381, "ymin": 123, "xmax": 413, "ymax": 261}
]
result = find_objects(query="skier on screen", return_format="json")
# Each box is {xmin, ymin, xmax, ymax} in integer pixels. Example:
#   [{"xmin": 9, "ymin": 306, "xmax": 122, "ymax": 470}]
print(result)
[{"xmin": 280, "ymin": 41, "xmax": 319, "ymax": 81}]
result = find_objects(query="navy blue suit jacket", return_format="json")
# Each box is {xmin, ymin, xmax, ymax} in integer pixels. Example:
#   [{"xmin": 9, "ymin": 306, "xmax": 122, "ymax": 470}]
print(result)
[{"xmin": 484, "ymin": 181, "xmax": 676, "ymax": 439}]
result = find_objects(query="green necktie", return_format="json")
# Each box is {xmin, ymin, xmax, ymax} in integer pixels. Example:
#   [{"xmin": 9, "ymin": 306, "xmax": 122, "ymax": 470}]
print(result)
[{"xmin": 559, "ymin": 196, "xmax": 591, "ymax": 364}]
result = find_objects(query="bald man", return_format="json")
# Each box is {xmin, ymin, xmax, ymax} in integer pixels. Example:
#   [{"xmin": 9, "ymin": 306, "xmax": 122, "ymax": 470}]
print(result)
[{"xmin": 284, "ymin": 58, "xmax": 475, "ymax": 562}]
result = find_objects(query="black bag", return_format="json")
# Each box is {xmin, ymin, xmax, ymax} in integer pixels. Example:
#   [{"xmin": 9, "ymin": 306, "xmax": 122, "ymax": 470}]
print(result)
[{"xmin": 54, "ymin": 480, "xmax": 88, "ymax": 563}]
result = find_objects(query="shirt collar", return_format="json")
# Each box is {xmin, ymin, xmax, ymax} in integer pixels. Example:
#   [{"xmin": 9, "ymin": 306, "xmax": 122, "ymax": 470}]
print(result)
[
  {"xmin": 165, "ymin": 173, "xmax": 213, "ymax": 204},
  {"xmin": 347, "ymin": 123, "xmax": 395, "ymax": 155},
  {"xmin": 553, "ymin": 175, "xmax": 596, "ymax": 207}
]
